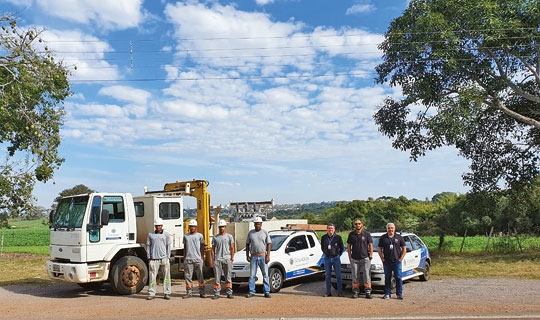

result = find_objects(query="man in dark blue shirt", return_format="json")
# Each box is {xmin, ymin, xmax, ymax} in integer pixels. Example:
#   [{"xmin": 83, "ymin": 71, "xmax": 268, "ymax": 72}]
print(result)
[{"xmin": 320, "ymin": 223, "xmax": 345, "ymax": 297}]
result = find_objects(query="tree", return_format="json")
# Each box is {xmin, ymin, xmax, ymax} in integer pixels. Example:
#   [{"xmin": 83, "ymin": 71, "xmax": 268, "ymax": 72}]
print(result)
[
  {"xmin": 374, "ymin": 0, "xmax": 540, "ymax": 192},
  {"xmin": 55, "ymin": 184, "xmax": 96, "ymax": 203},
  {"xmin": 0, "ymin": 16, "xmax": 71, "ymax": 223}
]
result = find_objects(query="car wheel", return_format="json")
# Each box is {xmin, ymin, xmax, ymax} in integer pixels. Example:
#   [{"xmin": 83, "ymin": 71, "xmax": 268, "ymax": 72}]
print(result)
[
  {"xmin": 269, "ymin": 267, "xmax": 283, "ymax": 293},
  {"xmin": 419, "ymin": 261, "xmax": 430, "ymax": 281}
]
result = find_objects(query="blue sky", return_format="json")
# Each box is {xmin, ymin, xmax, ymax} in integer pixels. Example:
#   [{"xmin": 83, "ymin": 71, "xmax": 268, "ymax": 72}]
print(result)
[{"xmin": 2, "ymin": 0, "xmax": 469, "ymax": 209}]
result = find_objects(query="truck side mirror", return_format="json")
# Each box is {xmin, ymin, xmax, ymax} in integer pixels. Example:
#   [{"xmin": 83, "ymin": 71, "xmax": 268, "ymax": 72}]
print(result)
[
  {"xmin": 285, "ymin": 246, "xmax": 296, "ymax": 253},
  {"xmin": 101, "ymin": 210, "xmax": 110, "ymax": 226},
  {"xmin": 49, "ymin": 209, "xmax": 54, "ymax": 226}
]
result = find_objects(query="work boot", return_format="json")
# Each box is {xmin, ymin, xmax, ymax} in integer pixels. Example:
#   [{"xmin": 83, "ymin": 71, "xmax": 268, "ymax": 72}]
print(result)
[
  {"xmin": 147, "ymin": 295, "xmax": 155, "ymax": 300},
  {"xmin": 212, "ymin": 295, "xmax": 220, "ymax": 300},
  {"xmin": 183, "ymin": 293, "xmax": 193, "ymax": 299},
  {"xmin": 366, "ymin": 293, "xmax": 372, "ymax": 299},
  {"xmin": 227, "ymin": 294, "xmax": 234, "ymax": 299},
  {"xmin": 352, "ymin": 292, "xmax": 359, "ymax": 299},
  {"xmin": 164, "ymin": 294, "xmax": 170, "ymax": 300}
]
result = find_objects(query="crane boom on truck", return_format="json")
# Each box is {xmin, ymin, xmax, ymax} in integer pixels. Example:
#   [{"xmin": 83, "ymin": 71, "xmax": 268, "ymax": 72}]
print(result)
[
  {"xmin": 46, "ymin": 179, "xmax": 216, "ymax": 295},
  {"xmin": 146, "ymin": 179, "xmax": 217, "ymax": 266}
]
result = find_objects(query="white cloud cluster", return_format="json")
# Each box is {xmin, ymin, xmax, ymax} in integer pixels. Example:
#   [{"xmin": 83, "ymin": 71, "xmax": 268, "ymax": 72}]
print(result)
[
  {"xmin": 36, "ymin": 0, "xmax": 146, "ymax": 30},
  {"xmin": 346, "ymin": 4, "xmax": 377, "ymax": 15},
  {"xmin": 16, "ymin": 0, "xmax": 469, "ymax": 206}
]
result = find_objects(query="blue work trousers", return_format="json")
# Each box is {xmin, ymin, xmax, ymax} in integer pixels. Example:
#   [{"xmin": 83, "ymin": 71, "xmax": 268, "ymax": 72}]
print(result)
[
  {"xmin": 248, "ymin": 255, "xmax": 270, "ymax": 294},
  {"xmin": 324, "ymin": 256, "xmax": 342, "ymax": 294},
  {"xmin": 383, "ymin": 261, "xmax": 403, "ymax": 297}
]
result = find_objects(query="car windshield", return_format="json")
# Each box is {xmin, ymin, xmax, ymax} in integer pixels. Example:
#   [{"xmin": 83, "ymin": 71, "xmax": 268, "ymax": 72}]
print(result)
[
  {"xmin": 372, "ymin": 236, "xmax": 380, "ymax": 248},
  {"xmin": 270, "ymin": 234, "xmax": 288, "ymax": 251}
]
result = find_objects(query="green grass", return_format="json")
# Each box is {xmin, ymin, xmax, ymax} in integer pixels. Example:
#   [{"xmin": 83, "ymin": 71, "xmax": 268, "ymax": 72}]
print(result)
[
  {"xmin": 1, "ymin": 219, "xmax": 49, "ymax": 255},
  {"xmin": 431, "ymin": 252, "xmax": 540, "ymax": 279},
  {"xmin": 422, "ymin": 235, "xmax": 540, "ymax": 254}
]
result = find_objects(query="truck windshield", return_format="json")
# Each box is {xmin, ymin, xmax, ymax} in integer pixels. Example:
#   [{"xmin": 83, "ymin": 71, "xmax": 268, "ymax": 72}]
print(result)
[{"xmin": 52, "ymin": 195, "xmax": 89, "ymax": 229}]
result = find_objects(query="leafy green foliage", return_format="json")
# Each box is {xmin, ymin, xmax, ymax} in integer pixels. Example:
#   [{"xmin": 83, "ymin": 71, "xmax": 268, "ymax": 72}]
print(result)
[
  {"xmin": 0, "ymin": 16, "xmax": 71, "ymax": 222},
  {"xmin": 54, "ymin": 184, "xmax": 96, "ymax": 203},
  {"xmin": 374, "ymin": 0, "xmax": 540, "ymax": 192}
]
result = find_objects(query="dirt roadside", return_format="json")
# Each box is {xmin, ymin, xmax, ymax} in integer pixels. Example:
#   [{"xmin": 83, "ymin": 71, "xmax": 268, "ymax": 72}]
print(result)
[{"xmin": 1, "ymin": 276, "xmax": 539, "ymax": 319}]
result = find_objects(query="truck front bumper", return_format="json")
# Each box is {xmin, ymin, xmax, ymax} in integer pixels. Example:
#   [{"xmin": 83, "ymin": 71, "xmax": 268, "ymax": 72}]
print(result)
[{"xmin": 46, "ymin": 260, "xmax": 110, "ymax": 283}]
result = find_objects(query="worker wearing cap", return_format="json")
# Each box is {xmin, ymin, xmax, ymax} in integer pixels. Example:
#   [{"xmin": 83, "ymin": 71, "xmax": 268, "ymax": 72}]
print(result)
[
  {"xmin": 245, "ymin": 216, "xmax": 272, "ymax": 298},
  {"xmin": 211, "ymin": 219, "xmax": 236, "ymax": 299},
  {"xmin": 183, "ymin": 219, "xmax": 206, "ymax": 298},
  {"xmin": 146, "ymin": 218, "xmax": 172, "ymax": 300}
]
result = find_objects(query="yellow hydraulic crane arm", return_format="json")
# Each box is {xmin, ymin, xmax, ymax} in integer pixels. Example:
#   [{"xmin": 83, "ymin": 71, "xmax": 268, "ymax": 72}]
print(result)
[{"xmin": 163, "ymin": 179, "xmax": 213, "ymax": 266}]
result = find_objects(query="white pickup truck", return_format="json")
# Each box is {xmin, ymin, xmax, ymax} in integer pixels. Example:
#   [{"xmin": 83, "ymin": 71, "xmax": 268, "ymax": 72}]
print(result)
[{"xmin": 231, "ymin": 229, "xmax": 324, "ymax": 292}]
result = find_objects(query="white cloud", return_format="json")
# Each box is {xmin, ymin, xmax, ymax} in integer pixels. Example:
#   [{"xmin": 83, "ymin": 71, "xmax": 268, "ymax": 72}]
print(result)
[
  {"xmin": 346, "ymin": 4, "xmax": 377, "ymax": 15},
  {"xmin": 99, "ymin": 85, "xmax": 151, "ymax": 105},
  {"xmin": 39, "ymin": 29, "xmax": 120, "ymax": 82},
  {"xmin": 35, "ymin": 0, "xmax": 146, "ymax": 30},
  {"xmin": 164, "ymin": 2, "xmax": 307, "ymax": 69},
  {"xmin": 256, "ymin": 0, "xmax": 275, "ymax": 5}
]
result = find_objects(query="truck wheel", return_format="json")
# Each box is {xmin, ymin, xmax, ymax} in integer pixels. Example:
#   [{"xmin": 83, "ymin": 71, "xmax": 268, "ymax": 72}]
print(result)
[
  {"xmin": 110, "ymin": 256, "xmax": 148, "ymax": 295},
  {"xmin": 269, "ymin": 267, "xmax": 283, "ymax": 293}
]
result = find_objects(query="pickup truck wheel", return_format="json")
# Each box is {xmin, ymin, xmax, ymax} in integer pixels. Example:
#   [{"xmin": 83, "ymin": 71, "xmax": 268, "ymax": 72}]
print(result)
[
  {"xmin": 419, "ymin": 261, "xmax": 430, "ymax": 281},
  {"xmin": 269, "ymin": 267, "xmax": 283, "ymax": 293},
  {"xmin": 110, "ymin": 256, "xmax": 148, "ymax": 295}
]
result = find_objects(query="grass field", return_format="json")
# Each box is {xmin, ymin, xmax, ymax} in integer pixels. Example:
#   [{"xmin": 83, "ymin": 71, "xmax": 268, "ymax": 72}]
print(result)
[
  {"xmin": 1, "ymin": 219, "xmax": 49, "ymax": 255},
  {"xmin": 1, "ymin": 221, "xmax": 540, "ymax": 285}
]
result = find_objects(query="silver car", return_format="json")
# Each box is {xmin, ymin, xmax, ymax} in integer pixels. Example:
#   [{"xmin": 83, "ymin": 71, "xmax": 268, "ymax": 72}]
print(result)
[{"xmin": 331, "ymin": 232, "xmax": 431, "ymax": 291}]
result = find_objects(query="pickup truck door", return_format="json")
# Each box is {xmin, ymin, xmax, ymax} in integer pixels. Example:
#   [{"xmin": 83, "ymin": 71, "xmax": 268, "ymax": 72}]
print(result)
[
  {"xmin": 306, "ymin": 233, "xmax": 321, "ymax": 268},
  {"xmin": 284, "ymin": 235, "xmax": 312, "ymax": 279},
  {"xmin": 402, "ymin": 236, "xmax": 421, "ymax": 277}
]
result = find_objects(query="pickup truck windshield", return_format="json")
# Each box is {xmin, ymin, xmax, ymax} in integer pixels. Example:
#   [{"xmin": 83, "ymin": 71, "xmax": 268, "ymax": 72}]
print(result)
[
  {"xmin": 270, "ymin": 235, "xmax": 288, "ymax": 251},
  {"xmin": 52, "ymin": 195, "xmax": 89, "ymax": 229}
]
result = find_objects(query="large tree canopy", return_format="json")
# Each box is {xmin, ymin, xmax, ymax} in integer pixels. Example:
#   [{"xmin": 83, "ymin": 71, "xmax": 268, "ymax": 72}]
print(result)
[
  {"xmin": 374, "ymin": 0, "xmax": 540, "ymax": 192},
  {"xmin": 0, "ymin": 16, "xmax": 71, "ymax": 220}
]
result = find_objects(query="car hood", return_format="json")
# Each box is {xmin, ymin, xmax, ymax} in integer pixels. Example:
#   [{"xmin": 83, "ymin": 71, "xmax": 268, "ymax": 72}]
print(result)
[
  {"xmin": 233, "ymin": 250, "xmax": 248, "ymax": 264},
  {"xmin": 338, "ymin": 251, "xmax": 383, "ymax": 266}
]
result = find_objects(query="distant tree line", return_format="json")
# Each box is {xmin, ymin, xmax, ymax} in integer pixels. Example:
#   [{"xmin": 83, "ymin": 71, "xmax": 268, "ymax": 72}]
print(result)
[{"xmin": 274, "ymin": 178, "xmax": 540, "ymax": 238}]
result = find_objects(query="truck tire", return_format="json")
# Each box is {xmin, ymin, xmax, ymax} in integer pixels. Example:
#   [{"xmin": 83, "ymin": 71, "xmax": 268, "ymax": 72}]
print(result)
[
  {"xmin": 110, "ymin": 256, "xmax": 148, "ymax": 295},
  {"xmin": 269, "ymin": 267, "xmax": 283, "ymax": 293}
]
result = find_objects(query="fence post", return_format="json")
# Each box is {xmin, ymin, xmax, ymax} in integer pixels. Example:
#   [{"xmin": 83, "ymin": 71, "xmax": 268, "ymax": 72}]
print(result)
[
  {"xmin": 485, "ymin": 226, "xmax": 494, "ymax": 251},
  {"xmin": 459, "ymin": 229, "xmax": 467, "ymax": 253},
  {"xmin": 514, "ymin": 228, "xmax": 523, "ymax": 253}
]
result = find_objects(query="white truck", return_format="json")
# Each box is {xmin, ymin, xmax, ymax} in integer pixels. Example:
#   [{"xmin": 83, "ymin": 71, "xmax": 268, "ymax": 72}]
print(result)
[{"xmin": 45, "ymin": 180, "xmax": 214, "ymax": 295}]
